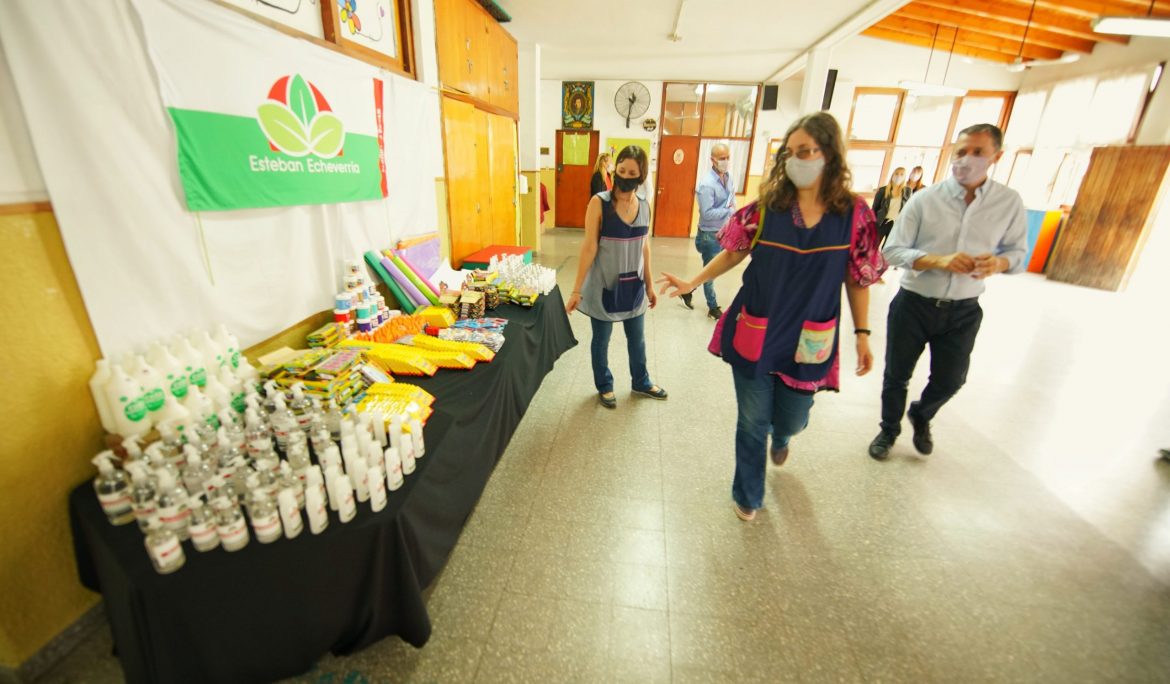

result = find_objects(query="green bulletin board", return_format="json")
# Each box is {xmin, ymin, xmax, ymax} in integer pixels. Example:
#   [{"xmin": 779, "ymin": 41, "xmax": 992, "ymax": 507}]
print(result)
[{"xmin": 562, "ymin": 133, "xmax": 590, "ymax": 166}]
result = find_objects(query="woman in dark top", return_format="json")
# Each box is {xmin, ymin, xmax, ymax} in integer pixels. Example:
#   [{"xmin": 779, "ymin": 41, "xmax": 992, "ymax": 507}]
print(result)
[
  {"xmin": 589, "ymin": 152, "xmax": 612, "ymax": 198},
  {"xmin": 872, "ymin": 167, "xmax": 911, "ymax": 249},
  {"xmin": 907, "ymin": 165, "xmax": 926, "ymax": 194}
]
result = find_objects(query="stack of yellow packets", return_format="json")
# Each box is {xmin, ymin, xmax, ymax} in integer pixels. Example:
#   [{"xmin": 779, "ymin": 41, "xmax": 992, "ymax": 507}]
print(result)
[{"xmin": 355, "ymin": 382, "xmax": 435, "ymax": 425}]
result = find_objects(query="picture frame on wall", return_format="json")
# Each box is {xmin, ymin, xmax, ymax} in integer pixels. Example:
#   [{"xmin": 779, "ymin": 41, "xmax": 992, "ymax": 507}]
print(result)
[{"xmin": 562, "ymin": 81, "xmax": 595, "ymax": 130}]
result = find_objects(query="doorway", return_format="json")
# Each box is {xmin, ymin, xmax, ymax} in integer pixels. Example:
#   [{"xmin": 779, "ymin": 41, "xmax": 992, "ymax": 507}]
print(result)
[{"xmin": 554, "ymin": 129, "xmax": 599, "ymax": 228}]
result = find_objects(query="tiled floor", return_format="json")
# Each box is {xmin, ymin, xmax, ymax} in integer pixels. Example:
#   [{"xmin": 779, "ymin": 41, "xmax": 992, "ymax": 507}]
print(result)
[{"xmin": 38, "ymin": 228, "xmax": 1170, "ymax": 683}]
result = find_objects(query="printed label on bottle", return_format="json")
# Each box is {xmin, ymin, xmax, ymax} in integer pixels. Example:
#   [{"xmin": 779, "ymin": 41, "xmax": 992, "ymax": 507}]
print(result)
[
  {"xmin": 218, "ymin": 520, "xmax": 248, "ymax": 548},
  {"xmin": 159, "ymin": 505, "xmax": 191, "ymax": 528},
  {"xmin": 231, "ymin": 350, "xmax": 241, "ymax": 369},
  {"xmin": 133, "ymin": 501, "xmax": 158, "ymax": 520},
  {"xmin": 143, "ymin": 388, "xmax": 165, "ymax": 412},
  {"xmin": 190, "ymin": 522, "xmax": 217, "ymax": 547},
  {"xmin": 98, "ymin": 491, "xmax": 132, "ymax": 514},
  {"xmin": 231, "ymin": 392, "xmax": 246, "ymax": 413},
  {"xmin": 149, "ymin": 536, "xmax": 184, "ymax": 570},
  {"xmin": 296, "ymin": 414, "xmax": 313, "ymax": 430},
  {"xmin": 170, "ymin": 375, "xmax": 189, "ymax": 398},
  {"xmin": 253, "ymin": 513, "xmax": 282, "ymax": 541},
  {"xmin": 190, "ymin": 368, "xmax": 207, "ymax": 387},
  {"xmin": 283, "ymin": 511, "xmax": 303, "ymax": 536},
  {"xmin": 124, "ymin": 398, "xmax": 148, "ymax": 422}
]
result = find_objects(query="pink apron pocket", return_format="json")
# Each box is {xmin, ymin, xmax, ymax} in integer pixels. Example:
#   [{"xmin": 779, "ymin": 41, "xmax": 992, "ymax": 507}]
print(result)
[
  {"xmin": 794, "ymin": 318, "xmax": 836, "ymax": 364},
  {"xmin": 732, "ymin": 310, "xmax": 769, "ymax": 362}
]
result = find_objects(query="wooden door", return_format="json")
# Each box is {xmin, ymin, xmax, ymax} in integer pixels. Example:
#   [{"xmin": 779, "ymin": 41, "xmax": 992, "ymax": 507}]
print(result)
[
  {"xmin": 653, "ymin": 135, "xmax": 701, "ymax": 237},
  {"xmin": 487, "ymin": 24, "xmax": 518, "ymax": 114},
  {"xmin": 1046, "ymin": 145, "xmax": 1170, "ymax": 291},
  {"xmin": 434, "ymin": 0, "xmax": 470, "ymax": 94},
  {"xmin": 441, "ymin": 96, "xmax": 486, "ymax": 265},
  {"xmin": 555, "ymin": 130, "xmax": 599, "ymax": 229},
  {"xmin": 487, "ymin": 113, "xmax": 518, "ymax": 247},
  {"xmin": 467, "ymin": 4, "xmax": 490, "ymax": 102}
]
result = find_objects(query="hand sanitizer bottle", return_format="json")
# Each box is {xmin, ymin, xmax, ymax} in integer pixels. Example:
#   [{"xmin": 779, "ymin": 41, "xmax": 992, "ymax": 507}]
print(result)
[
  {"xmin": 248, "ymin": 491, "xmax": 282, "ymax": 544},
  {"xmin": 324, "ymin": 464, "xmax": 343, "ymax": 512},
  {"xmin": 132, "ymin": 355, "xmax": 167, "ymax": 416},
  {"xmin": 155, "ymin": 469, "xmax": 192, "ymax": 542},
  {"xmin": 278, "ymin": 461, "xmax": 305, "ymax": 509},
  {"xmin": 182, "ymin": 449, "xmax": 213, "ymax": 497},
  {"xmin": 92, "ymin": 451, "xmax": 135, "ymax": 525},
  {"xmin": 88, "ymin": 360, "xmax": 116, "ymax": 433},
  {"xmin": 143, "ymin": 516, "xmax": 186, "ymax": 575},
  {"xmin": 289, "ymin": 383, "xmax": 313, "ymax": 433},
  {"xmin": 324, "ymin": 400, "xmax": 343, "ymax": 441},
  {"xmin": 286, "ymin": 441, "xmax": 311, "ymax": 483},
  {"xmin": 148, "ymin": 342, "xmax": 189, "ymax": 401},
  {"xmin": 333, "ymin": 472, "xmax": 357, "ymax": 523},
  {"xmin": 262, "ymin": 380, "xmax": 282, "ymax": 415},
  {"xmin": 370, "ymin": 411, "xmax": 388, "ymax": 448},
  {"xmin": 368, "ymin": 463, "xmax": 387, "ymax": 512},
  {"xmin": 383, "ymin": 447, "xmax": 404, "ymax": 491},
  {"xmin": 321, "ymin": 444, "xmax": 343, "ymax": 481},
  {"xmin": 187, "ymin": 494, "xmax": 220, "ymax": 552},
  {"xmin": 126, "ymin": 462, "xmax": 158, "ymax": 531},
  {"xmin": 310, "ymin": 427, "xmax": 332, "ymax": 461},
  {"xmin": 277, "ymin": 488, "xmax": 304, "ymax": 539},
  {"xmin": 270, "ymin": 395, "xmax": 297, "ymax": 450},
  {"xmin": 106, "ymin": 363, "xmax": 152, "ymax": 438},
  {"xmin": 305, "ymin": 479, "xmax": 329, "ymax": 535},
  {"xmin": 400, "ymin": 434, "xmax": 416, "ymax": 476},
  {"xmin": 213, "ymin": 494, "xmax": 250, "ymax": 552},
  {"xmin": 409, "ymin": 418, "xmax": 425, "ymax": 459},
  {"xmin": 172, "ymin": 335, "xmax": 208, "ymax": 390},
  {"xmin": 218, "ymin": 411, "xmax": 246, "ymax": 450},
  {"xmin": 244, "ymin": 408, "xmax": 272, "ymax": 458},
  {"xmin": 349, "ymin": 453, "xmax": 370, "ymax": 503}
]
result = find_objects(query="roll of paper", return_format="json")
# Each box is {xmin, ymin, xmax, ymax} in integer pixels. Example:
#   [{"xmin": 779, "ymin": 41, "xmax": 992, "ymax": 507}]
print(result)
[
  {"xmin": 364, "ymin": 251, "xmax": 416, "ymax": 314},
  {"xmin": 392, "ymin": 251, "xmax": 440, "ymax": 304},
  {"xmin": 380, "ymin": 256, "xmax": 427, "ymax": 307}
]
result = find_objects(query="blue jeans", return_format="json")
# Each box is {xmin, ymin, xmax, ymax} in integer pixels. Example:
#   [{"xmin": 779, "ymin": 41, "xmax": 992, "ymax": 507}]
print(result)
[
  {"xmin": 590, "ymin": 315, "xmax": 652, "ymax": 394},
  {"xmin": 695, "ymin": 231, "xmax": 722, "ymax": 309},
  {"xmin": 731, "ymin": 367, "xmax": 815, "ymax": 510}
]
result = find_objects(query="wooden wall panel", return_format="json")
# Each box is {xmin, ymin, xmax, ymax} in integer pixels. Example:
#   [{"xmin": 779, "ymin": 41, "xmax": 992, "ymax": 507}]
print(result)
[
  {"xmin": 487, "ymin": 114, "xmax": 518, "ymax": 247},
  {"xmin": 1046, "ymin": 145, "xmax": 1170, "ymax": 291}
]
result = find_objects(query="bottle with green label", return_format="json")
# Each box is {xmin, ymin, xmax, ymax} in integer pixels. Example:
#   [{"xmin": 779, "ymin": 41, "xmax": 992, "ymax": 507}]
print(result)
[
  {"xmin": 104, "ymin": 363, "xmax": 152, "ymax": 437},
  {"xmin": 148, "ymin": 342, "xmax": 189, "ymax": 400},
  {"xmin": 131, "ymin": 355, "xmax": 167, "ymax": 415},
  {"xmin": 172, "ymin": 335, "xmax": 208, "ymax": 390}
]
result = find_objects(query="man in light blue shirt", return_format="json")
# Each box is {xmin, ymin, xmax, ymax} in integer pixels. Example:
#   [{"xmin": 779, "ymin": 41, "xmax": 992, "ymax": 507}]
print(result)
[
  {"xmin": 869, "ymin": 123, "xmax": 1028, "ymax": 461},
  {"xmin": 687, "ymin": 143, "xmax": 735, "ymax": 319}
]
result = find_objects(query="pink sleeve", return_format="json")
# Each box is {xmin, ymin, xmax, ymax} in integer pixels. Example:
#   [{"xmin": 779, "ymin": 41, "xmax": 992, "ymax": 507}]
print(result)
[
  {"xmin": 849, "ymin": 196, "xmax": 887, "ymax": 287},
  {"xmin": 716, "ymin": 202, "xmax": 760, "ymax": 252}
]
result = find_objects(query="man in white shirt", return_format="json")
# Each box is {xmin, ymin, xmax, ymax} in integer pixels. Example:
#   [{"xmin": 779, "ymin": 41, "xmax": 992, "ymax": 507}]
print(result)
[
  {"xmin": 869, "ymin": 124, "xmax": 1028, "ymax": 460},
  {"xmin": 685, "ymin": 143, "xmax": 734, "ymax": 319}
]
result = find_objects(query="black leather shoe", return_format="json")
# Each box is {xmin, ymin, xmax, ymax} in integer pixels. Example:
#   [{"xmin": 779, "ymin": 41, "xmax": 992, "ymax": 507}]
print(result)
[
  {"xmin": 908, "ymin": 405, "xmax": 933, "ymax": 455},
  {"xmin": 707, "ymin": 306, "xmax": 723, "ymax": 320},
  {"xmin": 680, "ymin": 292, "xmax": 694, "ymax": 310},
  {"xmin": 868, "ymin": 430, "xmax": 896, "ymax": 460}
]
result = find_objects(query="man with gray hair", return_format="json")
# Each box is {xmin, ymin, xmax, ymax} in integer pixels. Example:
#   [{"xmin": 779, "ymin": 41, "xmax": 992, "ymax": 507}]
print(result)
[
  {"xmin": 687, "ymin": 142, "xmax": 735, "ymax": 319},
  {"xmin": 869, "ymin": 123, "xmax": 1028, "ymax": 461}
]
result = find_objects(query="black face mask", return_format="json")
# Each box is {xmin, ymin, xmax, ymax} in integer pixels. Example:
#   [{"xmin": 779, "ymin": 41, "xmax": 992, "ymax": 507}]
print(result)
[{"xmin": 614, "ymin": 175, "xmax": 641, "ymax": 192}]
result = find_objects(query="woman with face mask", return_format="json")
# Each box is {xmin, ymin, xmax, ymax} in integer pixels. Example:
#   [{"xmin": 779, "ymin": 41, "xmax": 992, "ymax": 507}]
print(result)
[
  {"xmin": 567, "ymin": 146, "xmax": 667, "ymax": 409},
  {"xmin": 872, "ymin": 166, "xmax": 911, "ymax": 249},
  {"xmin": 657, "ymin": 112, "xmax": 886, "ymax": 521},
  {"xmin": 907, "ymin": 166, "xmax": 926, "ymax": 194},
  {"xmin": 590, "ymin": 152, "xmax": 613, "ymax": 197}
]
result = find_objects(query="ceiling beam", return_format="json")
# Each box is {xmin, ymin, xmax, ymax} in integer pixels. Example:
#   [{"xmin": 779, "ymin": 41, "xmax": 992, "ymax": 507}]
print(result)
[
  {"xmin": 861, "ymin": 26, "xmax": 1019, "ymax": 63},
  {"xmin": 894, "ymin": 5, "xmax": 1098, "ymax": 53},
  {"xmin": 1033, "ymin": 0, "xmax": 1170, "ymax": 20},
  {"xmin": 916, "ymin": 0, "xmax": 1131, "ymax": 43},
  {"xmin": 872, "ymin": 17, "xmax": 1065, "ymax": 59}
]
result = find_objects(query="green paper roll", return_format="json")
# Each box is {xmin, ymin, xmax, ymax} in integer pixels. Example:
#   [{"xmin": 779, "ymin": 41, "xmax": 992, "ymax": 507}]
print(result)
[
  {"xmin": 365, "ymin": 250, "xmax": 417, "ymax": 314},
  {"xmin": 388, "ymin": 251, "xmax": 440, "ymax": 305}
]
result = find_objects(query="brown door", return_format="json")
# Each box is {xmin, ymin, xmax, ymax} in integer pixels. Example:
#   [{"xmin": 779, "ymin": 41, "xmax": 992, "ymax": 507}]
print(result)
[
  {"xmin": 555, "ymin": 130, "xmax": 599, "ymax": 229},
  {"xmin": 487, "ymin": 113, "xmax": 518, "ymax": 247},
  {"xmin": 1046, "ymin": 145, "xmax": 1170, "ymax": 291},
  {"xmin": 441, "ymin": 96, "xmax": 487, "ymax": 265},
  {"xmin": 654, "ymin": 135, "xmax": 701, "ymax": 237}
]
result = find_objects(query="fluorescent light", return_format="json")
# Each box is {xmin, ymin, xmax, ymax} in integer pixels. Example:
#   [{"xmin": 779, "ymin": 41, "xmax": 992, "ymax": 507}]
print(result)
[
  {"xmin": 1093, "ymin": 16, "xmax": 1170, "ymax": 37},
  {"xmin": 1006, "ymin": 53, "xmax": 1082, "ymax": 72},
  {"xmin": 898, "ymin": 80, "xmax": 968, "ymax": 96}
]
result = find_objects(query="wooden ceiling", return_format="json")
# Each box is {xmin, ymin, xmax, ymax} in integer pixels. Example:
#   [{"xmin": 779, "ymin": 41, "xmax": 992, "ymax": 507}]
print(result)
[{"xmin": 863, "ymin": 0, "xmax": 1170, "ymax": 64}]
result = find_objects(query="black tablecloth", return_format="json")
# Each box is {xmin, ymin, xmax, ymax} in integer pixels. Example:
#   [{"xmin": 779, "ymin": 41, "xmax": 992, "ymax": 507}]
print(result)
[{"xmin": 69, "ymin": 288, "xmax": 577, "ymax": 684}]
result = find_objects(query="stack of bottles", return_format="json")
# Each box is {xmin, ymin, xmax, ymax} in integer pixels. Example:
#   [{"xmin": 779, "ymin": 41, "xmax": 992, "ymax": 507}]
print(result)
[
  {"xmin": 485, "ymin": 254, "xmax": 558, "ymax": 298},
  {"xmin": 88, "ymin": 325, "xmax": 260, "ymax": 438},
  {"xmin": 91, "ymin": 380, "xmax": 429, "ymax": 574},
  {"xmin": 336, "ymin": 260, "xmax": 392, "ymax": 333}
]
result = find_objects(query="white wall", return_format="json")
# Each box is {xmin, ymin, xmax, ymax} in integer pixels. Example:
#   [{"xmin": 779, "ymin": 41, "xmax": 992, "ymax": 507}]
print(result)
[
  {"xmin": 518, "ymin": 43, "xmax": 540, "ymax": 170},
  {"xmin": 0, "ymin": 47, "xmax": 46, "ymax": 203},
  {"xmin": 749, "ymin": 81, "xmax": 803, "ymax": 177},
  {"xmin": 411, "ymin": 0, "xmax": 440, "ymax": 90}
]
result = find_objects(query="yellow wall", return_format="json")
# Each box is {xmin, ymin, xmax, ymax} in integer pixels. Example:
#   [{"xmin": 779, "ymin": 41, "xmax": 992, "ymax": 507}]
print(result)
[
  {"xmin": 519, "ymin": 171, "xmax": 542, "ymax": 252},
  {"xmin": 539, "ymin": 169, "xmax": 556, "ymax": 230},
  {"xmin": 434, "ymin": 176, "xmax": 451, "ymax": 265},
  {"xmin": 0, "ymin": 209, "xmax": 103, "ymax": 667}
]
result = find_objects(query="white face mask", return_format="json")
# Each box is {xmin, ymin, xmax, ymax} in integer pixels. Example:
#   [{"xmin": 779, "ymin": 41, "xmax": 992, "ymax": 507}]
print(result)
[
  {"xmin": 910, "ymin": 171, "xmax": 922, "ymax": 181},
  {"xmin": 786, "ymin": 156, "xmax": 825, "ymax": 189},
  {"xmin": 893, "ymin": 174, "xmax": 905, "ymax": 185},
  {"xmin": 951, "ymin": 155, "xmax": 992, "ymax": 185},
  {"xmin": 714, "ymin": 159, "xmax": 730, "ymax": 173},
  {"xmin": 607, "ymin": 164, "xmax": 614, "ymax": 173}
]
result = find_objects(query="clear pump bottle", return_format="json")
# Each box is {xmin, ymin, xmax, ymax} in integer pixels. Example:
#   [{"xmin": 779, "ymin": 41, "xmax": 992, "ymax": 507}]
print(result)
[{"xmin": 92, "ymin": 451, "xmax": 135, "ymax": 525}]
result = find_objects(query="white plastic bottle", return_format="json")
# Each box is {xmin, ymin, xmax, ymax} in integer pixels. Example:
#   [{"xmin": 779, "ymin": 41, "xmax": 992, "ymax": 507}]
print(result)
[
  {"xmin": 88, "ymin": 360, "xmax": 116, "ymax": 433},
  {"xmin": 349, "ymin": 453, "xmax": 370, "ymax": 503},
  {"xmin": 310, "ymin": 427, "xmax": 332, "ymax": 461},
  {"xmin": 218, "ymin": 410, "xmax": 246, "ymax": 451},
  {"xmin": 147, "ymin": 342, "xmax": 189, "ymax": 401},
  {"xmin": 278, "ymin": 461, "xmax": 305, "ymax": 509},
  {"xmin": 218, "ymin": 367, "xmax": 246, "ymax": 414},
  {"xmin": 289, "ymin": 383, "xmax": 313, "ymax": 433},
  {"xmin": 155, "ymin": 469, "xmax": 192, "ymax": 542},
  {"xmin": 143, "ymin": 516, "xmax": 186, "ymax": 575},
  {"xmin": 321, "ymin": 444, "xmax": 343, "ymax": 481},
  {"xmin": 213, "ymin": 494, "xmax": 250, "ymax": 552},
  {"xmin": 270, "ymin": 395, "xmax": 297, "ymax": 450},
  {"xmin": 182, "ymin": 385, "xmax": 215, "ymax": 427},
  {"xmin": 370, "ymin": 411, "xmax": 388, "ymax": 447},
  {"xmin": 131, "ymin": 355, "xmax": 167, "ymax": 416},
  {"xmin": 400, "ymin": 433, "xmax": 416, "ymax": 476},
  {"xmin": 201, "ymin": 370, "xmax": 231, "ymax": 415},
  {"xmin": 125, "ymin": 462, "xmax": 158, "ymax": 531},
  {"xmin": 248, "ymin": 491, "xmax": 283, "ymax": 544},
  {"xmin": 181, "ymin": 450, "xmax": 213, "ymax": 496},
  {"xmin": 277, "ymin": 488, "xmax": 304, "ymax": 539},
  {"xmin": 244, "ymin": 408, "xmax": 272, "ymax": 458},
  {"xmin": 368, "ymin": 463, "xmax": 387, "ymax": 512},
  {"xmin": 325, "ymin": 399, "xmax": 344, "ymax": 441},
  {"xmin": 192, "ymin": 330, "xmax": 227, "ymax": 373},
  {"xmin": 92, "ymin": 451, "xmax": 135, "ymax": 525},
  {"xmin": 105, "ymin": 363, "xmax": 152, "ymax": 437},
  {"xmin": 305, "ymin": 480, "xmax": 329, "ymax": 535},
  {"xmin": 409, "ymin": 418, "xmax": 425, "ymax": 459},
  {"xmin": 388, "ymin": 414, "xmax": 403, "ymax": 454},
  {"xmin": 213, "ymin": 324, "xmax": 240, "ymax": 372},
  {"xmin": 187, "ymin": 495, "xmax": 220, "ymax": 552},
  {"xmin": 172, "ymin": 335, "xmax": 208, "ymax": 390},
  {"xmin": 324, "ymin": 464, "xmax": 343, "ymax": 512},
  {"xmin": 153, "ymin": 395, "xmax": 191, "ymax": 433},
  {"xmin": 333, "ymin": 472, "xmax": 357, "ymax": 523},
  {"xmin": 383, "ymin": 447, "xmax": 404, "ymax": 491}
]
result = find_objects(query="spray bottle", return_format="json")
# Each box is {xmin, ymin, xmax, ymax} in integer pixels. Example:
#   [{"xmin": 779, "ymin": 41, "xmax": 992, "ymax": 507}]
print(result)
[
  {"xmin": 218, "ymin": 366, "xmax": 246, "ymax": 414},
  {"xmin": 92, "ymin": 451, "xmax": 135, "ymax": 526},
  {"xmin": 143, "ymin": 516, "xmax": 186, "ymax": 575},
  {"xmin": 271, "ymin": 395, "xmax": 296, "ymax": 450},
  {"xmin": 202, "ymin": 369, "xmax": 232, "ymax": 415},
  {"xmin": 289, "ymin": 383, "xmax": 313, "ymax": 434},
  {"xmin": 212, "ymin": 324, "xmax": 241, "ymax": 373},
  {"xmin": 155, "ymin": 469, "xmax": 191, "ymax": 542},
  {"xmin": 182, "ymin": 385, "xmax": 216, "ymax": 429},
  {"xmin": 218, "ymin": 410, "xmax": 246, "ymax": 451},
  {"xmin": 244, "ymin": 408, "xmax": 272, "ymax": 458},
  {"xmin": 192, "ymin": 330, "xmax": 227, "ymax": 374},
  {"xmin": 262, "ymin": 380, "xmax": 282, "ymax": 415}
]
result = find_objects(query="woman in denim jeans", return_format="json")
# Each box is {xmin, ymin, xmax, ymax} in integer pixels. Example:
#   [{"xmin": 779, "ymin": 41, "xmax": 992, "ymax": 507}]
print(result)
[
  {"xmin": 566, "ymin": 146, "xmax": 667, "ymax": 409},
  {"xmin": 658, "ymin": 113, "xmax": 885, "ymax": 521}
]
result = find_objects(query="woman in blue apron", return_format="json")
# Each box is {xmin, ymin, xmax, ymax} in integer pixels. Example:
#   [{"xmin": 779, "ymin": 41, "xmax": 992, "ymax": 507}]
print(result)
[
  {"xmin": 658, "ymin": 113, "xmax": 886, "ymax": 521},
  {"xmin": 566, "ymin": 145, "xmax": 667, "ymax": 409}
]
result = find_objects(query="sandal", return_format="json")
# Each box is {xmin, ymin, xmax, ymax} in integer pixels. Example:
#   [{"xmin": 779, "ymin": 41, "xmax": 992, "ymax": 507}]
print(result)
[
  {"xmin": 598, "ymin": 392, "xmax": 617, "ymax": 409},
  {"xmin": 733, "ymin": 502, "xmax": 756, "ymax": 521},
  {"xmin": 632, "ymin": 386, "xmax": 668, "ymax": 400}
]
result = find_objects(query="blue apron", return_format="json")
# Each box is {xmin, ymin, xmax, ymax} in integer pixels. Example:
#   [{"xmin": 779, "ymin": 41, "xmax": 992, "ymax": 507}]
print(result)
[{"xmin": 720, "ymin": 204, "xmax": 853, "ymax": 381}]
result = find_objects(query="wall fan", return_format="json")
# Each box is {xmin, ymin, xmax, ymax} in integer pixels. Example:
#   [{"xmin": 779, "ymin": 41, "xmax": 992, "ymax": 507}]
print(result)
[{"xmin": 615, "ymin": 81, "xmax": 651, "ymax": 128}]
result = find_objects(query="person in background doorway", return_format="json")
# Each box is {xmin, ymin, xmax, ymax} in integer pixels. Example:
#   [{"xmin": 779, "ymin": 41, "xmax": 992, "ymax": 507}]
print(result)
[
  {"xmin": 567, "ymin": 145, "xmax": 668, "ymax": 409},
  {"xmin": 869, "ymin": 123, "xmax": 1028, "ymax": 461},
  {"xmin": 590, "ymin": 152, "xmax": 613, "ymax": 198},
  {"xmin": 657, "ymin": 112, "xmax": 885, "ymax": 521},
  {"xmin": 908, "ymin": 166, "xmax": 927, "ymax": 194},
  {"xmin": 872, "ymin": 167, "xmax": 911, "ymax": 250},
  {"xmin": 686, "ymin": 143, "xmax": 735, "ymax": 319},
  {"xmin": 1160, "ymin": 448, "xmax": 1170, "ymax": 463}
]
